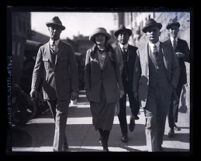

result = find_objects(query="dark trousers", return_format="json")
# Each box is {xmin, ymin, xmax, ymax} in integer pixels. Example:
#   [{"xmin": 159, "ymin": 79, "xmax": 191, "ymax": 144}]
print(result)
[
  {"xmin": 118, "ymin": 81, "xmax": 139, "ymax": 136},
  {"xmin": 168, "ymin": 82, "xmax": 183, "ymax": 129},
  {"xmin": 46, "ymin": 100, "xmax": 69, "ymax": 151},
  {"xmin": 144, "ymin": 89, "xmax": 171, "ymax": 152}
]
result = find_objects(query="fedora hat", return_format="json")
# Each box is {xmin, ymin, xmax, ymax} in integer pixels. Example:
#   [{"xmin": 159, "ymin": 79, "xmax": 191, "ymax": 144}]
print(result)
[
  {"xmin": 114, "ymin": 24, "xmax": 132, "ymax": 37},
  {"xmin": 142, "ymin": 18, "xmax": 162, "ymax": 33},
  {"xmin": 89, "ymin": 27, "xmax": 111, "ymax": 42},
  {"xmin": 166, "ymin": 18, "xmax": 180, "ymax": 29},
  {"xmin": 46, "ymin": 16, "xmax": 65, "ymax": 30}
]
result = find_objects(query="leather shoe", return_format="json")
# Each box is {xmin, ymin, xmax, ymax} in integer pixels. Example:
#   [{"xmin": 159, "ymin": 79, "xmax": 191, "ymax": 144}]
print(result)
[
  {"xmin": 129, "ymin": 117, "xmax": 135, "ymax": 132},
  {"xmin": 134, "ymin": 115, "xmax": 139, "ymax": 120},
  {"xmin": 62, "ymin": 141, "xmax": 69, "ymax": 151},
  {"xmin": 168, "ymin": 128, "xmax": 174, "ymax": 138},
  {"xmin": 174, "ymin": 125, "xmax": 181, "ymax": 131},
  {"xmin": 103, "ymin": 147, "xmax": 109, "ymax": 152},
  {"xmin": 158, "ymin": 146, "xmax": 164, "ymax": 152},
  {"xmin": 99, "ymin": 138, "xmax": 102, "ymax": 146},
  {"xmin": 121, "ymin": 135, "xmax": 128, "ymax": 143}
]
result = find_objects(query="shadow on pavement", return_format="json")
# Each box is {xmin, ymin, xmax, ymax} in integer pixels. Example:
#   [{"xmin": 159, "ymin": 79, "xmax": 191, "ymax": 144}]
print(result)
[{"xmin": 164, "ymin": 133, "xmax": 189, "ymax": 143}]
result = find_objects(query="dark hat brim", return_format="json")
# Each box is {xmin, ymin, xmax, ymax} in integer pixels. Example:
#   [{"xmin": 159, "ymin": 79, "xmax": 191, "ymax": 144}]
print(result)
[
  {"xmin": 89, "ymin": 33, "xmax": 111, "ymax": 43},
  {"xmin": 46, "ymin": 22, "xmax": 65, "ymax": 30},
  {"xmin": 114, "ymin": 28, "xmax": 132, "ymax": 37},
  {"xmin": 142, "ymin": 23, "xmax": 162, "ymax": 33},
  {"xmin": 166, "ymin": 22, "xmax": 180, "ymax": 29}
]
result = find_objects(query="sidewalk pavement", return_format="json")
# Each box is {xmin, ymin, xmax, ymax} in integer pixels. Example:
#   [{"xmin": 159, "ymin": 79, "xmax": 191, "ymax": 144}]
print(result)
[{"xmin": 12, "ymin": 90, "xmax": 190, "ymax": 152}]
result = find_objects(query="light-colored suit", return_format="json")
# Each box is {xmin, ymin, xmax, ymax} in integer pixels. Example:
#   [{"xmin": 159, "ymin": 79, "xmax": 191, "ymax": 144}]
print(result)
[
  {"xmin": 133, "ymin": 41, "xmax": 179, "ymax": 108},
  {"xmin": 133, "ymin": 41, "xmax": 180, "ymax": 151},
  {"xmin": 31, "ymin": 41, "xmax": 78, "ymax": 101},
  {"xmin": 31, "ymin": 40, "xmax": 78, "ymax": 151}
]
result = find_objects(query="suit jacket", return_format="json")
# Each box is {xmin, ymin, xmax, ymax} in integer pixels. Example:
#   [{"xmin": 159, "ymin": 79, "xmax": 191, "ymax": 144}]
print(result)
[
  {"xmin": 133, "ymin": 41, "xmax": 180, "ymax": 108},
  {"xmin": 114, "ymin": 44, "xmax": 138, "ymax": 90},
  {"xmin": 164, "ymin": 38, "xmax": 190, "ymax": 85},
  {"xmin": 31, "ymin": 40, "xmax": 78, "ymax": 101},
  {"xmin": 84, "ymin": 45, "xmax": 123, "ymax": 103}
]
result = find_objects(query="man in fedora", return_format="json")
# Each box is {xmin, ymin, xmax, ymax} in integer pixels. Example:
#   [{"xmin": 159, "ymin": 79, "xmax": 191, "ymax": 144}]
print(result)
[
  {"xmin": 30, "ymin": 16, "xmax": 78, "ymax": 151},
  {"xmin": 114, "ymin": 25, "xmax": 139, "ymax": 143},
  {"xmin": 164, "ymin": 18, "xmax": 190, "ymax": 138},
  {"xmin": 133, "ymin": 18, "xmax": 180, "ymax": 151}
]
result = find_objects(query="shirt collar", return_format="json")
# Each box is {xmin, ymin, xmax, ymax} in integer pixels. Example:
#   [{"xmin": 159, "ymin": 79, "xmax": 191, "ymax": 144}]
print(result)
[
  {"xmin": 119, "ymin": 43, "xmax": 128, "ymax": 51},
  {"xmin": 149, "ymin": 41, "xmax": 160, "ymax": 52},
  {"xmin": 170, "ymin": 36, "xmax": 178, "ymax": 43},
  {"xmin": 49, "ymin": 39, "xmax": 60, "ymax": 46}
]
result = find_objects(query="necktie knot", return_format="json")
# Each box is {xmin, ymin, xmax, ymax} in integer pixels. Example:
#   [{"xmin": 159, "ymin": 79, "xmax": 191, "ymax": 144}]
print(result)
[
  {"xmin": 153, "ymin": 45, "xmax": 157, "ymax": 52},
  {"xmin": 123, "ymin": 47, "xmax": 127, "ymax": 53}
]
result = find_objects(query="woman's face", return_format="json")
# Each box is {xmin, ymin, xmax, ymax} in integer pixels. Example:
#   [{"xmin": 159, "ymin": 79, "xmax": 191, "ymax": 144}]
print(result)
[{"xmin": 95, "ymin": 34, "xmax": 106, "ymax": 45}]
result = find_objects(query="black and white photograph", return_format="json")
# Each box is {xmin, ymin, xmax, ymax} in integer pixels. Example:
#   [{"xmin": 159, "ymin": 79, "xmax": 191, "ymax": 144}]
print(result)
[{"xmin": 6, "ymin": 6, "xmax": 192, "ymax": 153}]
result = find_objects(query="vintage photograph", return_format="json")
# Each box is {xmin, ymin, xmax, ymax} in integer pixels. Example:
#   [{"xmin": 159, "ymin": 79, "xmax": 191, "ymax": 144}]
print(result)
[{"xmin": 7, "ymin": 8, "xmax": 190, "ymax": 152}]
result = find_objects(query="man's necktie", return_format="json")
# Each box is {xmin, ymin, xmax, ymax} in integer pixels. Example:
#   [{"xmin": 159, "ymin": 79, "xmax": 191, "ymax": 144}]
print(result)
[
  {"xmin": 172, "ymin": 39, "xmax": 177, "ymax": 50},
  {"xmin": 122, "ymin": 47, "xmax": 128, "ymax": 62},
  {"xmin": 153, "ymin": 44, "xmax": 158, "ymax": 57},
  {"xmin": 153, "ymin": 44, "xmax": 159, "ymax": 69},
  {"xmin": 51, "ymin": 41, "xmax": 56, "ymax": 64},
  {"xmin": 51, "ymin": 41, "xmax": 56, "ymax": 53}
]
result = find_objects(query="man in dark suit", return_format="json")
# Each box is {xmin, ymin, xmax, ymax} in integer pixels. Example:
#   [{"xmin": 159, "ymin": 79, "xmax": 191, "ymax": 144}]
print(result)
[
  {"xmin": 133, "ymin": 19, "xmax": 180, "ymax": 151},
  {"xmin": 30, "ymin": 16, "xmax": 78, "ymax": 152},
  {"xmin": 165, "ymin": 18, "xmax": 190, "ymax": 138},
  {"xmin": 114, "ymin": 25, "xmax": 139, "ymax": 143}
]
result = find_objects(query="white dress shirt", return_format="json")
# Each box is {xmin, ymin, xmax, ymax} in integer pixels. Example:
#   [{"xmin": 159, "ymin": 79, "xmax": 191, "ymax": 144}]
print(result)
[
  {"xmin": 119, "ymin": 43, "xmax": 128, "ymax": 52},
  {"xmin": 148, "ymin": 41, "xmax": 160, "ymax": 53}
]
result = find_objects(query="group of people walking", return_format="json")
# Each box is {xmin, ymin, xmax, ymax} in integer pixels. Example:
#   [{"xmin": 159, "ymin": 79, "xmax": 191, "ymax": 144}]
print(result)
[{"xmin": 30, "ymin": 15, "xmax": 190, "ymax": 152}]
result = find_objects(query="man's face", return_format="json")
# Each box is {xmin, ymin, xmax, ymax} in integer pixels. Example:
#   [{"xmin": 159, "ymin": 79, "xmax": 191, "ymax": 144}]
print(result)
[
  {"xmin": 95, "ymin": 34, "xmax": 106, "ymax": 46},
  {"xmin": 146, "ymin": 26, "xmax": 161, "ymax": 43},
  {"xmin": 117, "ymin": 31, "xmax": 130, "ymax": 45},
  {"xmin": 48, "ymin": 25, "xmax": 62, "ymax": 40},
  {"xmin": 168, "ymin": 26, "xmax": 179, "ymax": 38}
]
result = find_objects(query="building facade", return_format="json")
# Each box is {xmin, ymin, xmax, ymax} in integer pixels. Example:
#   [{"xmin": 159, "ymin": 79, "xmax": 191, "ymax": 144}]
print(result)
[{"xmin": 12, "ymin": 12, "xmax": 31, "ymax": 85}]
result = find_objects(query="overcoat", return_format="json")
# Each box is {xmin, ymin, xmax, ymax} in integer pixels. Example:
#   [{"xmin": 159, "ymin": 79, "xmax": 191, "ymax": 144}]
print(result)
[{"xmin": 84, "ymin": 45, "xmax": 123, "ymax": 103}]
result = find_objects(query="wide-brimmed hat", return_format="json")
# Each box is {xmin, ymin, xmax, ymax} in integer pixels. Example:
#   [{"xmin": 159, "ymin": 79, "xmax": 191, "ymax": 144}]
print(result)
[
  {"xmin": 142, "ymin": 18, "xmax": 162, "ymax": 33},
  {"xmin": 89, "ymin": 27, "xmax": 111, "ymax": 42},
  {"xmin": 46, "ymin": 16, "xmax": 65, "ymax": 30},
  {"xmin": 166, "ymin": 18, "xmax": 180, "ymax": 29},
  {"xmin": 114, "ymin": 24, "xmax": 132, "ymax": 37}
]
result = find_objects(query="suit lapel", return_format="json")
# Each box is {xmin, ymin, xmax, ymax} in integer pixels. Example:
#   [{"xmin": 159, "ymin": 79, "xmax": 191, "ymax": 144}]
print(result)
[
  {"xmin": 44, "ymin": 42, "xmax": 53, "ymax": 63},
  {"xmin": 138, "ymin": 43, "xmax": 149, "ymax": 76},
  {"xmin": 160, "ymin": 42, "xmax": 170, "ymax": 70},
  {"xmin": 55, "ymin": 41, "xmax": 62, "ymax": 65}
]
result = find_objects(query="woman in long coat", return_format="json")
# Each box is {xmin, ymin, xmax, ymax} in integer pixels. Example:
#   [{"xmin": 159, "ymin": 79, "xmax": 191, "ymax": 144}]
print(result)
[{"xmin": 84, "ymin": 27, "xmax": 124, "ymax": 151}]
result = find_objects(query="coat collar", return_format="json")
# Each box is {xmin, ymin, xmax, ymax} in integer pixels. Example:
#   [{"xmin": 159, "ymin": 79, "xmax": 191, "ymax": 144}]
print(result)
[{"xmin": 44, "ymin": 40, "xmax": 63, "ymax": 65}]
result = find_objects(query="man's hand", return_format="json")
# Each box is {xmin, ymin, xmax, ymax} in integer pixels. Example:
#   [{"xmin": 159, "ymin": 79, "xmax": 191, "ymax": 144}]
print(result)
[
  {"xmin": 30, "ymin": 89, "xmax": 38, "ymax": 98},
  {"xmin": 175, "ymin": 52, "xmax": 185, "ymax": 58},
  {"xmin": 71, "ymin": 91, "xmax": 78, "ymax": 100}
]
